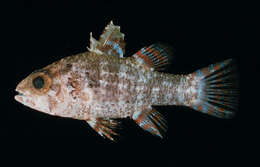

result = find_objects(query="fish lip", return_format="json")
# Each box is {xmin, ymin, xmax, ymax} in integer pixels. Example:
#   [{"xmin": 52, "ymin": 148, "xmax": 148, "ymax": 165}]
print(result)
[
  {"xmin": 14, "ymin": 88, "xmax": 24, "ymax": 102},
  {"xmin": 15, "ymin": 88, "xmax": 24, "ymax": 96}
]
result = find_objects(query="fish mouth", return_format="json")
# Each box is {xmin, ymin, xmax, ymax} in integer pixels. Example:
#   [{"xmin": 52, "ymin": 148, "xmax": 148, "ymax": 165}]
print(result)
[
  {"xmin": 14, "ymin": 89, "xmax": 25, "ymax": 102},
  {"xmin": 15, "ymin": 88, "xmax": 24, "ymax": 96},
  {"xmin": 17, "ymin": 92, "xmax": 24, "ymax": 96}
]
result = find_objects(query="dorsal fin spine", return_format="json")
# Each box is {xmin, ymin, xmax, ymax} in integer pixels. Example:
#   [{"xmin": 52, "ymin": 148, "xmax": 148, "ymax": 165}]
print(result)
[{"xmin": 88, "ymin": 21, "xmax": 125, "ymax": 58}]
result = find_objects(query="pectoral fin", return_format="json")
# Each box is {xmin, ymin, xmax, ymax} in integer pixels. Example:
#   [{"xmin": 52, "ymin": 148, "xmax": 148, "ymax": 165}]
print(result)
[
  {"xmin": 132, "ymin": 107, "xmax": 167, "ymax": 138},
  {"xmin": 88, "ymin": 21, "xmax": 125, "ymax": 58},
  {"xmin": 86, "ymin": 117, "xmax": 121, "ymax": 141}
]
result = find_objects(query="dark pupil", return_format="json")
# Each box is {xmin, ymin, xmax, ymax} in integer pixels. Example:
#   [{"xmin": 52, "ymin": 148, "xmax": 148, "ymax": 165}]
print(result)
[{"xmin": 33, "ymin": 76, "xmax": 45, "ymax": 89}]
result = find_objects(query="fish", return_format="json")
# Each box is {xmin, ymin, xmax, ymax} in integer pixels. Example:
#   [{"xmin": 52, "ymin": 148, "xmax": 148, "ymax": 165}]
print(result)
[{"xmin": 15, "ymin": 21, "xmax": 239, "ymax": 141}]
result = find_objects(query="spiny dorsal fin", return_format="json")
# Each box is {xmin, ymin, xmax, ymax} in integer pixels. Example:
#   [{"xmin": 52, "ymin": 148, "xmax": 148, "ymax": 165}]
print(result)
[
  {"xmin": 132, "ymin": 107, "xmax": 167, "ymax": 138},
  {"xmin": 86, "ymin": 117, "xmax": 121, "ymax": 141},
  {"xmin": 132, "ymin": 43, "xmax": 173, "ymax": 71},
  {"xmin": 88, "ymin": 21, "xmax": 125, "ymax": 58}
]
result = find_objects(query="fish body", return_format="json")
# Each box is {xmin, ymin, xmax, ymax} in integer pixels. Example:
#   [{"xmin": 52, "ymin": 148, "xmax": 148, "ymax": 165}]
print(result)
[{"xmin": 15, "ymin": 21, "xmax": 239, "ymax": 141}]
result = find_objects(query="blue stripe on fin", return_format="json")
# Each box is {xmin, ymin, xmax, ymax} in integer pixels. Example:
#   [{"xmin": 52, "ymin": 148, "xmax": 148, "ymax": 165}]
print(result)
[
  {"xmin": 132, "ymin": 43, "xmax": 174, "ymax": 71},
  {"xmin": 191, "ymin": 59, "xmax": 239, "ymax": 119},
  {"xmin": 93, "ymin": 21, "xmax": 125, "ymax": 58},
  {"xmin": 132, "ymin": 107, "xmax": 167, "ymax": 138}
]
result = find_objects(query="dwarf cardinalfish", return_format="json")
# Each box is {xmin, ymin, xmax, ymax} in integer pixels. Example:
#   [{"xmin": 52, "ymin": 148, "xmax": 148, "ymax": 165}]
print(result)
[{"xmin": 15, "ymin": 21, "xmax": 239, "ymax": 141}]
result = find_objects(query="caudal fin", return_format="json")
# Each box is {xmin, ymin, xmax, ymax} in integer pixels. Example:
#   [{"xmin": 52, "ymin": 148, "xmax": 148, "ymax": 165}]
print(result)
[{"xmin": 191, "ymin": 59, "xmax": 239, "ymax": 119}]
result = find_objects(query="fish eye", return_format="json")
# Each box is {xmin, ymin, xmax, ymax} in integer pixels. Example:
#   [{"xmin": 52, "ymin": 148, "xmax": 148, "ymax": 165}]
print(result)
[
  {"xmin": 33, "ymin": 76, "xmax": 45, "ymax": 89},
  {"xmin": 30, "ymin": 71, "xmax": 52, "ymax": 94}
]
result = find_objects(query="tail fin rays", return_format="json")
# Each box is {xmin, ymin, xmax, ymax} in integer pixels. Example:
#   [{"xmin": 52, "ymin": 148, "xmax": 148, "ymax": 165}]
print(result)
[{"xmin": 191, "ymin": 59, "xmax": 239, "ymax": 119}]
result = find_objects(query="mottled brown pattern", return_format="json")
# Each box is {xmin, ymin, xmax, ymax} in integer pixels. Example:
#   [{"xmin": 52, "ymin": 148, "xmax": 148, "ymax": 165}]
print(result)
[
  {"xmin": 14, "ymin": 22, "xmax": 239, "ymax": 141},
  {"xmin": 14, "ymin": 22, "xmax": 211, "ymax": 141}
]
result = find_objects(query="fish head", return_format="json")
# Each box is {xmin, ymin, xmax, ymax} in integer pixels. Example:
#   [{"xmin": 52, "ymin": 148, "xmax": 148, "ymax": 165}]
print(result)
[{"xmin": 14, "ymin": 63, "xmax": 68, "ymax": 116}]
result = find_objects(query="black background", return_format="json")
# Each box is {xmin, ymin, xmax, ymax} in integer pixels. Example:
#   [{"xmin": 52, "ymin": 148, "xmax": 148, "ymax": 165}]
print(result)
[{"xmin": 1, "ymin": 0, "xmax": 257, "ymax": 166}]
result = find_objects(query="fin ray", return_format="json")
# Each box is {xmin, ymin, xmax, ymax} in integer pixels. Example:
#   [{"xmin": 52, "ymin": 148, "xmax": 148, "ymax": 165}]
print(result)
[
  {"xmin": 132, "ymin": 107, "xmax": 167, "ymax": 138},
  {"xmin": 86, "ymin": 117, "xmax": 121, "ymax": 141},
  {"xmin": 88, "ymin": 21, "xmax": 125, "ymax": 57},
  {"xmin": 190, "ymin": 59, "xmax": 239, "ymax": 119},
  {"xmin": 132, "ymin": 43, "xmax": 173, "ymax": 71}
]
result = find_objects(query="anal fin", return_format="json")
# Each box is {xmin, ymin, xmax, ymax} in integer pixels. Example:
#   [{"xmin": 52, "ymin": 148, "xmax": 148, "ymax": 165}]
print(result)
[
  {"xmin": 86, "ymin": 117, "xmax": 121, "ymax": 141},
  {"xmin": 132, "ymin": 107, "xmax": 167, "ymax": 138}
]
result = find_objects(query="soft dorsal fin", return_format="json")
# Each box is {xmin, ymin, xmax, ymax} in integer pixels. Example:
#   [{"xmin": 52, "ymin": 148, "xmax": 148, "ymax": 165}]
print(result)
[
  {"xmin": 132, "ymin": 107, "xmax": 167, "ymax": 138},
  {"xmin": 88, "ymin": 21, "xmax": 125, "ymax": 58},
  {"xmin": 86, "ymin": 117, "xmax": 121, "ymax": 141},
  {"xmin": 132, "ymin": 43, "xmax": 173, "ymax": 71}
]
